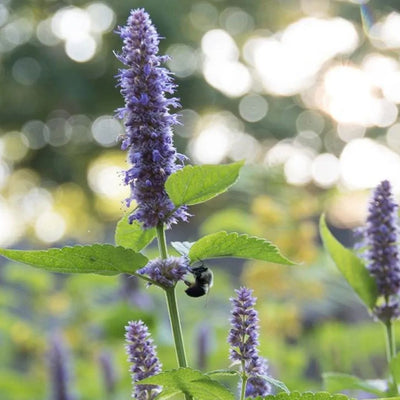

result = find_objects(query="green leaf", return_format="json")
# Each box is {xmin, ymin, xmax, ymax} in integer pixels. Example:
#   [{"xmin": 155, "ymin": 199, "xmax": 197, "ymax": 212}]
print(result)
[
  {"xmin": 188, "ymin": 231, "xmax": 295, "ymax": 265},
  {"xmin": 263, "ymin": 391, "xmax": 355, "ymax": 400},
  {"xmin": 154, "ymin": 388, "xmax": 181, "ymax": 400},
  {"xmin": 138, "ymin": 367, "xmax": 235, "ymax": 400},
  {"xmin": 170, "ymin": 241, "xmax": 193, "ymax": 256},
  {"xmin": 319, "ymin": 214, "xmax": 378, "ymax": 309},
  {"xmin": 0, "ymin": 244, "xmax": 148, "ymax": 276},
  {"xmin": 205, "ymin": 369, "xmax": 290, "ymax": 393},
  {"xmin": 115, "ymin": 216, "xmax": 156, "ymax": 252},
  {"xmin": 323, "ymin": 372, "xmax": 386, "ymax": 397},
  {"xmin": 262, "ymin": 375, "xmax": 290, "ymax": 393},
  {"xmin": 165, "ymin": 161, "xmax": 244, "ymax": 207}
]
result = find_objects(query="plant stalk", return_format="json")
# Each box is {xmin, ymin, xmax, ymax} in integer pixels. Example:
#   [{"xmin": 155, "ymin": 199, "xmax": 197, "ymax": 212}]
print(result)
[
  {"xmin": 165, "ymin": 287, "xmax": 188, "ymax": 368},
  {"xmin": 156, "ymin": 223, "xmax": 169, "ymax": 259},
  {"xmin": 384, "ymin": 320, "xmax": 398, "ymax": 395},
  {"xmin": 240, "ymin": 361, "xmax": 248, "ymax": 400},
  {"xmin": 156, "ymin": 223, "xmax": 190, "ymax": 400}
]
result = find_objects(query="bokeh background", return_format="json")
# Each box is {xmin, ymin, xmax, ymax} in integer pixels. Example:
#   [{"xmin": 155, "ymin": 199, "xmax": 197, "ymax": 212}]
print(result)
[{"xmin": 1, "ymin": 0, "xmax": 400, "ymax": 398}]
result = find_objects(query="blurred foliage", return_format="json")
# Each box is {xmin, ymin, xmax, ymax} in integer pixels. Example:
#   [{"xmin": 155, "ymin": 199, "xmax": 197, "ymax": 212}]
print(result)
[{"xmin": 2, "ymin": 0, "xmax": 400, "ymax": 398}]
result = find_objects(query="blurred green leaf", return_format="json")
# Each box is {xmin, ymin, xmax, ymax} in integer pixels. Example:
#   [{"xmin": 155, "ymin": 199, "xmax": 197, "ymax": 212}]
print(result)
[
  {"xmin": 0, "ymin": 245, "xmax": 148, "ymax": 276},
  {"xmin": 323, "ymin": 372, "xmax": 386, "ymax": 396},
  {"xmin": 139, "ymin": 367, "xmax": 235, "ymax": 400},
  {"xmin": 319, "ymin": 214, "xmax": 378, "ymax": 309},
  {"xmin": 188, "ymin": 231, "xmax": 295, "ymax": 265},
  {"xmin": 165, "ymin": 161, "xmax": 244, "ymax": 207},
  {"xmin": 115, "ymin": 216, "xmax": 156, "ymax": 251},
  {"xmin": 200, "ymin": 208, "xmax": 257, "ymax": 236},
  {"xmin": 263, "ymin": 391, "xmax": 354, "ymax": 400}
]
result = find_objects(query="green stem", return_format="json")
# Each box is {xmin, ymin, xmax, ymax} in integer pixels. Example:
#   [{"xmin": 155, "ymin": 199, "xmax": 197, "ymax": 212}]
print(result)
[
  {"xmin": 156, "ymin": 222, "xmax": 190, "ymax": 400},
  {"xmin": 385, "ymin": 321, "xmax": 396, "ymax": 361},
  {"xmin": 384, "ymin": 321, "xmax": 398, "ymax": 395},
  {"xmin": 240, "ymin": 361, "xmax": 248, "ymax": 400},
  {"xmin": 165, "ymin": 287, "xmax": 188, "ymax": 368},
  {"xmin": 156, "ymin": 222, "xmax": 168, "ymax": 259}
]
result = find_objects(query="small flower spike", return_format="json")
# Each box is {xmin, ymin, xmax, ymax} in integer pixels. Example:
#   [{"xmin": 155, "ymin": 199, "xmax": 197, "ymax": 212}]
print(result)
[
  {"xmin": 364, "ymin": 180, "xmax": 400, "ymax": 321},
  {"xmin": 228, "ymin": 287, "xmax": 271, "ymax": 398},
  {"xmin": 138, "ymin": 256, "xmax": 189, "ymax": 288},
  {"xmin": 115, "ymin": 9, "xmax": 189, "ymax": 229},
  {"xmin": 125, "ymin": 320, "xmax": 162, "ymax": 399},
  {"xmin": 48, "ymin": 334, "xmax": 76, "ymax": 400}
]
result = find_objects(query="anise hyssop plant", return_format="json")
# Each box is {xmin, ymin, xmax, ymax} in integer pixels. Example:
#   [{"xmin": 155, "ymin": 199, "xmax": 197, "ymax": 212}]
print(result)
[{"xmin": 0, "ymin": 7, "xmax": 297, "ymax": 400}]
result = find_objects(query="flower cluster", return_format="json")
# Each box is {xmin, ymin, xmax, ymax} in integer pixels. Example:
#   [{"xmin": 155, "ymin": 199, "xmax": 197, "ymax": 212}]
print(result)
[
  {"xmin": 138, "ymin": 256, "xmax": 188, "ymax": 288},
  {"xmin": 115, "ymin": 8, "xmax": 189, "ymax": 229},
  {"xmin": 363, "ymin": 180, "xmax": 400, "ymax": 321},
  {"xmin": 228, "ymin": 287, "xmax": 271, "ymax": 398},
  {"xmin": 125, "ymin": 320, "xmax": 162, "ymax": 399}
]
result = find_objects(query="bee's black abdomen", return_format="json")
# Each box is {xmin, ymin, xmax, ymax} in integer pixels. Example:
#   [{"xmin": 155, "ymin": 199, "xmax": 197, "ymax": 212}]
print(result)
[{"xmin": 185, "ymin": 285, "xmax": 207, "ymax": 297}]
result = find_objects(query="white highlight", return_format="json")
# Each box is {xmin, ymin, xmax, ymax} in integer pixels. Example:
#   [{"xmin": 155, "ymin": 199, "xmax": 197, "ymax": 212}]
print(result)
[{"xmin": 339, "ymin": 138, "xmax": 400, "ymax": 191}]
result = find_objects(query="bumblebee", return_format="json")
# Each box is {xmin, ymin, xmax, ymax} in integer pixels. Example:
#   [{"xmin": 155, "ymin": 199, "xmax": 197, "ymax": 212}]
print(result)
[{"xmin": 184, "ymin": 262, "xmax": 213, "ymax": 297}]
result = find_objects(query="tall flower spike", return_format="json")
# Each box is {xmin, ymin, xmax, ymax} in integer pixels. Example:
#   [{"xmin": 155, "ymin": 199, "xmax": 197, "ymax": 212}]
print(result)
[
  {"xmin": 228, "ymin": 287, "xmax": 271, "ymax": 398},
  {"xmin": 365, "ymin": 180, "xmax": 400, "ymax": 322},
  {"xmin": 115, "ymin": 9, "xmax": 189, "ymax": 229},
  {"xmin": 125, "ymin": 320, "xmax": 162, "ymax": 399}
]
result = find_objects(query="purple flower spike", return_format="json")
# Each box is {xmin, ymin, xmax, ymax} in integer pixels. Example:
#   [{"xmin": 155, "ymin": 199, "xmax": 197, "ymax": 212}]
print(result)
[
  {"xmin": 364, "ymin": 180, "xmax": 400, "ymax": 321},
  {"xmin": 115, "ymin": 9, "xmax": 189, "ymax": 229},
  {"xmin": 228, "ymin": 287, "xmax": 271, "ymax": 398},
  {"xmin": 48, "ymin": 334, "xmax": 76, "ymax": 400},
  {"xmin": 125, "ymin": 320, "xmax": 162, "ymax": 399},
  {"xmin": 138, "ymin": 256, "xmax": 188, "ymax": 288}
]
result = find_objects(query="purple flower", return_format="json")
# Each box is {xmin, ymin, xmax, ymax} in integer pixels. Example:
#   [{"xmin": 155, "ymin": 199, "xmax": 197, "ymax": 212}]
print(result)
[
  {"xmin": 361, "ymin": 180, "xmax": 400, "ymax": 321},
  {"xmin": 197, "ymin": 324, "xmax": 211, "ymax": 370},
  {"xmin": 48, "ymin": 334, "xmax": 76, "ymax": 400},
  {"xmin": 125, "ymin": 320, "xmax": 162, "ymax": 399},
  {"xmin": 228, "ymin": 287, "xmax": 271, "ymax": 398},
  {"xmin": 99, "ymin": 351, "xmax": 117, "ymax": 395},
  {"xmin": 138, "ymin": 256, "xmax": 188, "ymax": 288},
  {"xmin": 115, "ymin": 9, "xmax": 189, "ymax": 229}
]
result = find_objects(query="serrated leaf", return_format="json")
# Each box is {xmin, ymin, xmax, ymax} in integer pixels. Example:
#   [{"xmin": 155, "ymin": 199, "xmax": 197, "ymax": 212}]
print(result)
[
  {"xmin": 263, "ymin": 391, "xmax": 355, "ymax": 400},
  {"xmin": 115, "ymin": 216, "xmax": 156, "ymax": 252},
  {"xmin": 319, "ymin": 215, "xmax": 378, "ymax": 309},
  {"xmin": 165, "ymin": 161, "xmax": 244, "ymax": 207},
  {"xmin": 188, "ymin": 231, "xmax": 295, "ymax": 265},
  {"xmin": 138, "ymin": 367, "xmax": 234, "ymax": 400},
  {"xmin": 0, "ymin": 245, "xmax": 148, "ymax": 276},
  {"xmin": 171, "ymin": 241, "xmax": 193, "ymax": 256},
  {"xmin": 323, "ymin": 372, "xmax": 386, "ymax": 397}
]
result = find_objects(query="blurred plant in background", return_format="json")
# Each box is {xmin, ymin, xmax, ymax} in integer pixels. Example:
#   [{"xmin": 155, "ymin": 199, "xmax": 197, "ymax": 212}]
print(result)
[{"xmin": 2, "ymin": 0, "xmax": 400, "ymax": 398}]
